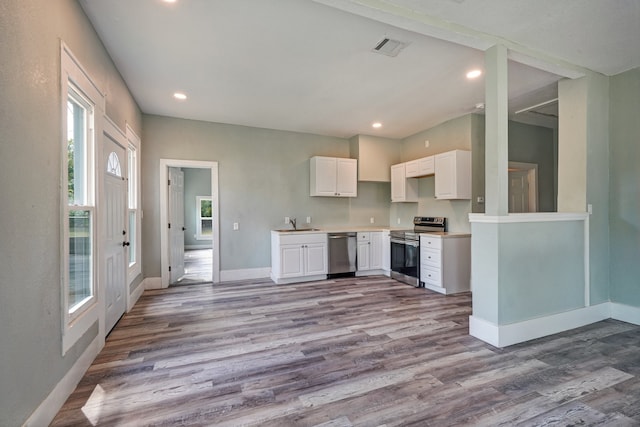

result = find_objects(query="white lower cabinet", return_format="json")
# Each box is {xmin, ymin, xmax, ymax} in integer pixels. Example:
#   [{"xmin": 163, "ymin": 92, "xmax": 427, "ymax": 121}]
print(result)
[
  {"xmin": 271, "ymin": 232, "xmax": 327, "ymax": 284},
  {"xmin": 420, "ymin": 234, "xmax": 470, "ymax": 294},
  {"xmin": 356, "ymin": 231, "xmax": 384, "ymax": 275}
]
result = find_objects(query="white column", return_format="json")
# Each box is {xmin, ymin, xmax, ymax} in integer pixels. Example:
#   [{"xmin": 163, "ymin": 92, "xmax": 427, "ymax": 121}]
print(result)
[{"xmin": 484, "ymin": 45, "xmax": 509, "ymax": 216}]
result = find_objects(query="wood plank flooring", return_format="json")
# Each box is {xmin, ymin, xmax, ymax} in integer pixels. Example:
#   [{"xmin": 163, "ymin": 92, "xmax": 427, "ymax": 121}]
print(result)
[{"xmin": 51, "ymin": 276, "xmax": 640, "ymax": 426}]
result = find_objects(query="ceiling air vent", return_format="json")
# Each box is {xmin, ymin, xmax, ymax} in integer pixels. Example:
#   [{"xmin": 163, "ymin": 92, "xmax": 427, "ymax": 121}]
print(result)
[{"xmin": 372, "ymin": 37, "xmax": 408, "ymax": 57}]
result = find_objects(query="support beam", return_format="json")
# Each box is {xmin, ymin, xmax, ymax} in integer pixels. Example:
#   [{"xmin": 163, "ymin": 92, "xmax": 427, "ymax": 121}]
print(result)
[{"xmin": 484, "ymin": 45, "xmax": 509, "ymax": 216}]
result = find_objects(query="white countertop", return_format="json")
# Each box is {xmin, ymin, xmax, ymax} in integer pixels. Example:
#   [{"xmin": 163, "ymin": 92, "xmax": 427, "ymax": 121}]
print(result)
[{"xmin": 271, "ymin": 226, "xmax": 470, "ymax": 237}]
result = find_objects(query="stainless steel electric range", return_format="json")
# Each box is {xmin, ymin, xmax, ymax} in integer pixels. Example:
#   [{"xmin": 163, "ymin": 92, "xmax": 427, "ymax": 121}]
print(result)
[{"xmin": 389, "ymin": 216, "xmax": 447, "ymax": 287}]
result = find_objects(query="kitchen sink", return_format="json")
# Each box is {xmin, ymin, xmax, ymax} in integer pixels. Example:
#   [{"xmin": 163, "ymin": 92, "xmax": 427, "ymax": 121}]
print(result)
[{"xmin": 275, "ymin": 228, "xmax": 321, "ymax": 232}]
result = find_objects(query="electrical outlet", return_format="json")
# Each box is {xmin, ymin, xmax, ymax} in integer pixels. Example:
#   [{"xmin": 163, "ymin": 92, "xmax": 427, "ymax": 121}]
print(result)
[
  {"xmin": 425, "ymin": 140, "xmax": 430, "ymax": 148},
  {"xmin": 233, "ymin": 222, "xmax": 239, "ymax": 230},
  {"xmin": 370, "ymin": 217, "xmax": 375, "ymax": 224},
  {"xmin": 477, "ymin": 196, "xmax": 485, "ymax": 204},
  {"xmin": 306, "ymin": 216, "xmax": 311, "ymax": 223},
  {"xmin": 284, "ymin": 217, "xmax": 290, "ymax": 224},
  {"xmin": 397, "ymin": 217, "xmax": 401, "ymax": 224}
]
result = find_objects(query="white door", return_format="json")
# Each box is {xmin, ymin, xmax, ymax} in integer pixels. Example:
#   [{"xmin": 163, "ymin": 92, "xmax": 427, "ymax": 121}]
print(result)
[
  {"xmin": 509, "ymin": 170, "xmax": 530, "ymax": 213},
  {"xmin": 169, "ymin": 167, "xmax": 185, "ymax": 283},
  {"xmin": 104, "ymin": 137, "xmax": 127, "ymax": 333}
]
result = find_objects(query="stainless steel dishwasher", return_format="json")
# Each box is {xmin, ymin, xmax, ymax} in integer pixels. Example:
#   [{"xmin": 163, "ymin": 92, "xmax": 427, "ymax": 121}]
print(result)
[{"xmin": 328, "ymin": 232, "xmax": 357, "ymax": 277}]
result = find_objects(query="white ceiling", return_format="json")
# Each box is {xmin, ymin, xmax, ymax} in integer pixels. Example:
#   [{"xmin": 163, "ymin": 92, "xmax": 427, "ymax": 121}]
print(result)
[{"xmin": 79, "ymin": 0, "xmax": 639, "ymax": 139}]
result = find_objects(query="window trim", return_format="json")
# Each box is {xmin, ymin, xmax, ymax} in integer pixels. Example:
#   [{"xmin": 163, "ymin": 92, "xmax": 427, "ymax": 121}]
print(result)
[
  {"xmin": 61, "ymin": 44, "xmax": 104, "ymax": 355},
  {"xmin": 126, "ymin": 125, "xmax": 142, "ymax": 283},
  {"xmin": 195, "ymin": 196, "xmax": 213, "ymax": 240}
]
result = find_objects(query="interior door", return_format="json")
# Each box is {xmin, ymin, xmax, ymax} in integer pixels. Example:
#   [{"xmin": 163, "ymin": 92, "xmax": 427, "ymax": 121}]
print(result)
[
  {"xmin": 103, "ymin": 136, "xmax": 127, "ymax": 334},
  {"xmin": 169, "ymin": 167, "xmax": 185, "ymax": 283},
  {"xmin": 509, "ymin": 170, "xmax": 530, "ymax": 213}
]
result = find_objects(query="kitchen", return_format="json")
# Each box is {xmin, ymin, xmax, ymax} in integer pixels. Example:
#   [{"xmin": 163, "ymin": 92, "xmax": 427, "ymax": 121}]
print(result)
[{"xmin": 3, "ymin": 0, "xmax": 639, "ymax": 425}]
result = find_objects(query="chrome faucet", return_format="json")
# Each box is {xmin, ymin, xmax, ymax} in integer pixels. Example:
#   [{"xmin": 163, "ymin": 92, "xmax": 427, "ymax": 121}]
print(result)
[{"xmin": 290, "ymin": 217, "xmax": 297, "ymax": 230}]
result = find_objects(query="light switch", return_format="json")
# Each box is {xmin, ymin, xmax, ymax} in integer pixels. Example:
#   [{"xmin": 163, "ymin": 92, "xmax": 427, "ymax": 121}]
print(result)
[
  {"xmin": 306, "ymin": 216, "xmax": 311, "ymax": 223},
  {"xmin": 233, "ymin": 222, "xmax": 239, "ymax": 230}
]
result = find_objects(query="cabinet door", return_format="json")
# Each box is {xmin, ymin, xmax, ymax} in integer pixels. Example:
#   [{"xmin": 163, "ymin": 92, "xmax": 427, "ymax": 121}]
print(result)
[
  {"xmin": 336, "ymin": 158, "xmax": 357, "ymax": 197},
  {"xmin": 357, "ymin": 241, "xmax": 370, "ymax": 271},
  {"xmin": 435, "ymin": 151, "xmax": 456, "ymax": 199},
  {"xmin": 312, "ymin": 157, "xmax": 337, "ymax": 196},
  {"xmin": 305, "ymin": 242, "xmax": 327, "ymax": 276},
  {"xmin": 418, "ymin": 156, "xmax": 434, "ymax": 175},
  {"xmin": 369, "ymin": 232, "xmax": 384, "ymax": 270},
  {"xmin": 435, "ymin": 150, "xmax": 471, "ymax": 199},
  {"xmin": 280, "ymin": 244, "xmax": 305, "ymax": 278},
  {"xmin": 391, "ymin": 164, "xmax": 406, "ymax": 201},
  {"xmin": 405, "ymin": 159, "xmax": 420, "ymax": 178}
]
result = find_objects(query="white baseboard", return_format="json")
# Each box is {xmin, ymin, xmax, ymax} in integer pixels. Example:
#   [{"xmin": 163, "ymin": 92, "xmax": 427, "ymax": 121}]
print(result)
[
  {"xmin": 128, "ymin": 281, "xmax": 145, "ymax": 311},
  {"xmin": 470, "ymin": 303, "xmax": 611, "ymax": 348},
  {"xmin": 611, "ymin": 302, "xmax": 640, "ymax": 326},
  {"xmin": 144, "ymin": 276, "xmax": 163, "ymax": 290},
  {"xmin": 24, "ymin": 336, "xmax": 101, "ymax": 426},
  {"xmin": 220, "ymin": 267, "xmax": 271, "ymax": 282}
]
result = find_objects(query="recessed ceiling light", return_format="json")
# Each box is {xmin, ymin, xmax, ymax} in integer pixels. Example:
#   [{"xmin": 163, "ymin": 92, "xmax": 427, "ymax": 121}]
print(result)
[
  {"xmin": 466, "ymin": 69, "xmax": 482, "ymax": 79},
  {"xmin": 173, "ymin": 92, "xmax": 187, "ymax": 100},
  {"xmin": 372, "ymin": 122, "xmax": 382, "ymax": 129},
  {"xmin": 163, "ymin": 0, "xmax": 177, "ymax": 3}
]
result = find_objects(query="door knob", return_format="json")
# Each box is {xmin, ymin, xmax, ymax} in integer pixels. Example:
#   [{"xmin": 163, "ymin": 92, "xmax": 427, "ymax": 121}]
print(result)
[{"xmin": 122, "ymin": 241, "xmax": 130, "ymax": 247}]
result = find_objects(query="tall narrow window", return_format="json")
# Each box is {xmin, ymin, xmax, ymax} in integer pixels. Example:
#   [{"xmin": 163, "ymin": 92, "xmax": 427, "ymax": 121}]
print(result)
[
  {"xmin": 127, "ymin": 145, "xmax": 137, "ymax": 266},
  {"xmin": 126, "ymin": 125, "xmax": 142, "ymax": 281},
  {"xmin": 196, "ymin": 196, "xmax": 213, "ymax": 240},
  {"xmin": 61, "ymin": 44, "xmax": 103, "ymax": 354},
  {"xmin": 66, "ymin": 87, "xmax": 95, "ymax": 316}
]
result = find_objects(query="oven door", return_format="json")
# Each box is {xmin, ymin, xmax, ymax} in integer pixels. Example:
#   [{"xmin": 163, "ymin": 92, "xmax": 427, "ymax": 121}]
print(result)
[{"xmin": 390, "ymin": 238, "xmax": 420, "ymax": 286}]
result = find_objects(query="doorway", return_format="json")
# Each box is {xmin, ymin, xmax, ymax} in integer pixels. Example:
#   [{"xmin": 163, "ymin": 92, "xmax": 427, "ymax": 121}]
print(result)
[{"xmin": 160, "ymin": 159, "xmax": 220, "ymax": 287}]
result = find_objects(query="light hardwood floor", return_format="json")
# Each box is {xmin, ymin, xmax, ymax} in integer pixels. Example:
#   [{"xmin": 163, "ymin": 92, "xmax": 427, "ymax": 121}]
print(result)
[{"xmin": 51, "ymin": 276, "xmax": 640, "ymax": 426}]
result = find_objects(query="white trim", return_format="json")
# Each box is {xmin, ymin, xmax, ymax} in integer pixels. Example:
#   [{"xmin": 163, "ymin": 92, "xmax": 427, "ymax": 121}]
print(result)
[
  {"xmin": 144, "ymin": 277, "xmax": 163, "ymax": 290},
  {"xmin": 271, "ymin": 274, "xmax": 327, "ymax": 285},
  {"xmin": 24, "ymin": 336, "xmax": 101, "ymax": 427},
  {"xmin": 611, "ymin": 303, "xmax": 640, "ymax": 326},
  {"xmin": 128, "ymin": 281, "xmax": 145, "ymax": 311},
  {"xmin": 469, "ymin": 303, "xmax": 611, "ymax": 348},
  {"xmin": 469, "ymin": 212, "xmax": 588, "ymax": 223},
  {"xmin": 160, "ymin": 159, "xmax": 220, "ymax": 287},
  {"xmin": 220, "ymin": 267, "xmax": 272, "ymax": 282}
]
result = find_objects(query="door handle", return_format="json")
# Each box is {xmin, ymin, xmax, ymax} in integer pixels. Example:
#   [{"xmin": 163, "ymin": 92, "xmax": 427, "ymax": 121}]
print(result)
[{"xmin": 122, "ymin": 241, "xmax": 130, "ymax": 247}]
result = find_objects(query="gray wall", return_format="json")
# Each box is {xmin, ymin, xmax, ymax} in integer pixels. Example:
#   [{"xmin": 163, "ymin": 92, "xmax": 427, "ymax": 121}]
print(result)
[
  {"xmin": 0, "ymin": 1, "xmax": 142, "ymax": 424},
  {"xmin": 183, "ymin": 168, "xmax": 212, "ymax": 248},
  {"xmin": 391, "ymin": 115, "xmax": 474, "ymax": 232},
  {"xmin": 609, "ymin": 68, "xmax": 640, "ymax": 307},
  {"xmin": 141, "ymin": 115, "xmax": 392, "ymax": 275}
]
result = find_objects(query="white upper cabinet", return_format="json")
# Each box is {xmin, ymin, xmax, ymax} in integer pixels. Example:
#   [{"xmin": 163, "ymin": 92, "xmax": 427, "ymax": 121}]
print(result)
[
  {"xmin": 434, "ymin": 150, "xmax": 471, "ymax": 200},
  {"xmin": 310, "ymin": 156, "xmax": 357, "ymax": 197},
  {"xmin": 405, "ymin": 156, "xmax": 434, "ymax": 178},
  {"xmin": 391, "ymin": 163, "xmax": 418, "ymax": 202}
]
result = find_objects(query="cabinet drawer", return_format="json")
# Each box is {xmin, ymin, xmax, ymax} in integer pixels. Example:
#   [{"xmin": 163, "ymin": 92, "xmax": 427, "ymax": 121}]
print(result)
[
  {"xmin": 278, "ymin": 233, "xmax": 327, "ymax": 245},
  {"xmin": 421, "ymin": 265, "xmax": 442, "ymax": 286},
  {"xmin": 357, "ymin": 232, "xmax": 370, "ymax": 242},
  {"xmin": 420, "ymin": 235, "xmax": 442, "ymax": 249},
  {"xmin": 421, "ymin": 248, "xmax": 441, "ymax": 267}
]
